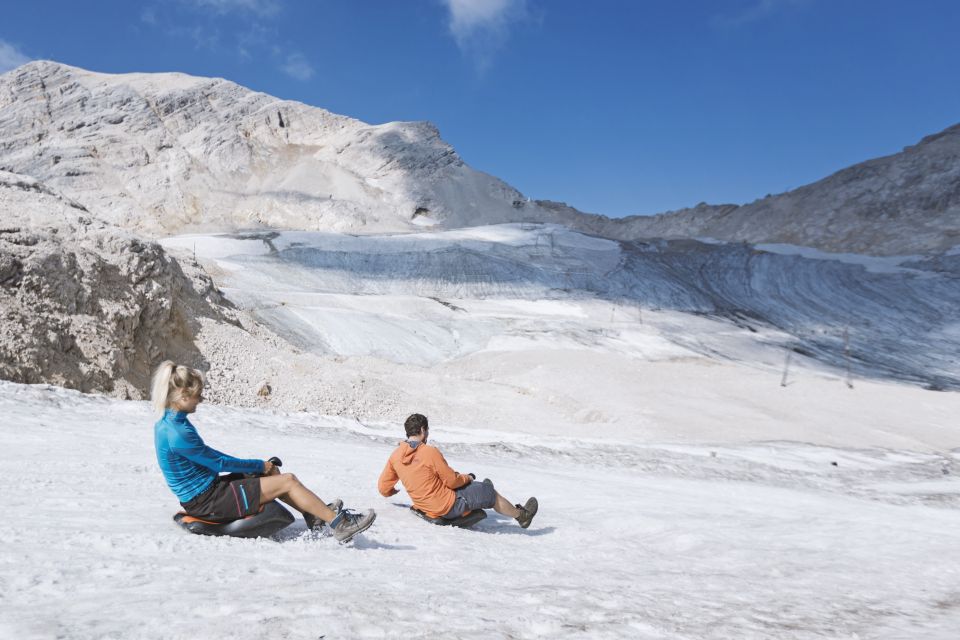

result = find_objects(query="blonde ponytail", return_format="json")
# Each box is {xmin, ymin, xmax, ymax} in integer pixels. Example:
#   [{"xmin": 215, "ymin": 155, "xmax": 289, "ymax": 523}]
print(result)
[{"xmin": 151, "ymin": 360, "xmax": 204, "ymax": 415}]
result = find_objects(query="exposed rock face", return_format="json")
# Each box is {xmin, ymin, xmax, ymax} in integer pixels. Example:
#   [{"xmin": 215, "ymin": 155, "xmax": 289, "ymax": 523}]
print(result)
[
  {"xmin": 539, "ymin": 125, "xmax": 960, "ymax": 256},
  {"xmin": 0, "ymin": 61, "xmax": 533, "ymax": 237},
  {"xmin": 0, "ymin": 171, "xmax": 230, "ymax": 397}
]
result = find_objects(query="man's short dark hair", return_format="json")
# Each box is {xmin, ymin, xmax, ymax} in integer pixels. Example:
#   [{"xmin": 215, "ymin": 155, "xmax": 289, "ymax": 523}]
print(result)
[{"xmin": 404, "ymin": 413, "xmax": 428, "ymax": 437}]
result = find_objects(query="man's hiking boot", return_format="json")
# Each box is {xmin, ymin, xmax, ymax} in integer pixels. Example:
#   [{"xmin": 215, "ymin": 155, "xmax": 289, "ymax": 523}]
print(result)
[
  {"xmin": 515, "ymin": 497, "xmax": 538, "ymax": 529},
  {"xmin": 330, "ymin": 508, "xmax": 377, "ymax": 543},
  {"xmin": 303, "ymin": 499, "xmax": 344, "ymax": 530}
]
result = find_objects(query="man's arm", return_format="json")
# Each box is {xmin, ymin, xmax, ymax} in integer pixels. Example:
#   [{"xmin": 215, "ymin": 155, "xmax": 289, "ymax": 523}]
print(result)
[
  {"xmin": 429, "ymin": 448, "xmax": 472, "ymax": 490},
  {"xmin": 170, "ymin": 428, "xmax": 265, "ymax": 475},
  {"xmin": 378, "ymin": 458, "xmax": 400, "ymax": 497}
]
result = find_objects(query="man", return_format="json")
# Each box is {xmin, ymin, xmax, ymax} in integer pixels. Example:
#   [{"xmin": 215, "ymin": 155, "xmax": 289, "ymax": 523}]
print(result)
[{"xmin": 378, "ymin": 413, "xmax": 537, "ymax": 528}]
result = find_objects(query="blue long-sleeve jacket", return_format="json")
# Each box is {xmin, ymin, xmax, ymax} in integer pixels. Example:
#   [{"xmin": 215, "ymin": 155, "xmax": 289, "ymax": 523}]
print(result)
[{"xmin": 154, "ymin": 409, "xmax": 265, "ymax": 503}]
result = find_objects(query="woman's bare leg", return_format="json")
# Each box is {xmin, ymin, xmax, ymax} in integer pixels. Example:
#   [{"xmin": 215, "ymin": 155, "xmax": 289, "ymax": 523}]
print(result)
[{"xmin": 260, "ymin": 473, "xmax": 337, "ymax": 522}]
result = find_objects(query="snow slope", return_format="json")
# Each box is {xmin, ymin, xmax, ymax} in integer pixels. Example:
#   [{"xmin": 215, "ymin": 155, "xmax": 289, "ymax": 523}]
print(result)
[
  {"xmin": 162, "ymin": 224, "xmax": 960, "ymax": 392},
  {"xmin": 2, "ymin": 381, "xmax": 960, "ymax": 639}
]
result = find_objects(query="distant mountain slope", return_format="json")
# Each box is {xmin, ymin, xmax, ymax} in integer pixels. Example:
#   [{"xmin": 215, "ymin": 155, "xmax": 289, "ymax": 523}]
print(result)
[
  {"xmin": 0, "ymin": 61, "xmax": 535, "ymax": 237},
  {"xmin": 541, "ymin": 124, "xmax": 960, "ymax": 256}
]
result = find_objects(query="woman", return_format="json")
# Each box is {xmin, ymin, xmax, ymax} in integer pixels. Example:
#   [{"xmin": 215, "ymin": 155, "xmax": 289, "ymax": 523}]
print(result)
[{"xmin": 151, "ymin": 361, "xmax": 375, "ymax": 543}]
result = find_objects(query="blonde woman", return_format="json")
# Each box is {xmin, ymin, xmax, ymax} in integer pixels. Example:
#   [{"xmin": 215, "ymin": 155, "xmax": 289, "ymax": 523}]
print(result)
[{"xmin": 151, "ymin": 361, "xmax": 376, "ymax": 543}]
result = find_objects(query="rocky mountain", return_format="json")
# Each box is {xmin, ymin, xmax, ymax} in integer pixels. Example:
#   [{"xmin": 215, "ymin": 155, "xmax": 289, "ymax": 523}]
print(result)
[
  {"xmin": 0, "ymin": 61, "xmax": 535, "ymax": 238},
  {"xmin": 540, "ymin": 125, "xmax": 960, "ymax": 256}
]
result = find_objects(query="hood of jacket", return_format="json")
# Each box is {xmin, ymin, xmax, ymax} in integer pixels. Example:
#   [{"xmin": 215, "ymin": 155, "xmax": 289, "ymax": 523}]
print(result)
[{"xmin": 400, "ymin": 439, "xmax": 424, "ymax": 465}]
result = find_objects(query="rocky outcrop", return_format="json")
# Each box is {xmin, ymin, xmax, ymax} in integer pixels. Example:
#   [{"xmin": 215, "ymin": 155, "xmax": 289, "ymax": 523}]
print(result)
[{"xmin": 0, "ymin": 171, "xmax": 231, "ymax": 397}]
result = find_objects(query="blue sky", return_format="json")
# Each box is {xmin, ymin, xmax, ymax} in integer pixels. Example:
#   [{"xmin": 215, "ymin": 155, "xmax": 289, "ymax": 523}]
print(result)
[{"xmin": 2, "ymin": 0, "xmax": 959, "ymax": 217}]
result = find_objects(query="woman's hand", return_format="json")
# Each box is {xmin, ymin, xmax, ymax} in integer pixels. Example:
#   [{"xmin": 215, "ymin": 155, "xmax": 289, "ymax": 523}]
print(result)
[{"xmin": 263, "ymin": 460, "xmax": 280, "ymax": 476}]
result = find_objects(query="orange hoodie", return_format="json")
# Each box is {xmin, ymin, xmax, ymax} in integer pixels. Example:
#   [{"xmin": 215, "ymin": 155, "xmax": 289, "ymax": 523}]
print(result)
[{"xmin": 378, "ymin": 441, "xmax": 472, "ymax": 518}]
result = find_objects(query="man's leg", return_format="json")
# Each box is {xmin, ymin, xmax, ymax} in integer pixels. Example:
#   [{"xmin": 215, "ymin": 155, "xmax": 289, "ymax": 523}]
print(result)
[
  {"xmin": 260, "ymin": 473, "xmax": 337, "ymax": 522},
  {"xmin": 493, "ymin": 491, "xmax": 521, "ymax": 518},
  {"xmin": 486, "ymin": 481, "xmax": 537, "ymax": 528},
  {"xmin": 471, "ymin": 480, "xmax": 519, "ymax": 518},
  {"xmin": 458, "ymin": 478, "xmax": 535, "ymax": 527}
]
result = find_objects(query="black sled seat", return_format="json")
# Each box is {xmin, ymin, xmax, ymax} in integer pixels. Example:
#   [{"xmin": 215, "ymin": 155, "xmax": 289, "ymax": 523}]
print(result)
[
  {"xmin": 411, "ymin": 506, "xmax": 487, "ymax": 529},
  {"xmin": 173, "ymin": 501, "xmax": 295, "ymax": 538}
]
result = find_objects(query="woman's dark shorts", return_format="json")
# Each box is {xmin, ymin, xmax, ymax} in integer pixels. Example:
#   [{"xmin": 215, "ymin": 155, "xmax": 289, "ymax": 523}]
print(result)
[
  {"xmin": 181, "ymin": 474, "xmax": 262, "ymax": 522},
  {"xmin": 443, "ymin": 478, "xmax": 496, "ymax": 519}
]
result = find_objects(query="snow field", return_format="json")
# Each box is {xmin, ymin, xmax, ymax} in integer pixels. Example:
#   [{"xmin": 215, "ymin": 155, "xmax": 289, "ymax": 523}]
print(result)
[{"xmin": 2, "ymin": 381, "xmax": 960, "ymax": 639}]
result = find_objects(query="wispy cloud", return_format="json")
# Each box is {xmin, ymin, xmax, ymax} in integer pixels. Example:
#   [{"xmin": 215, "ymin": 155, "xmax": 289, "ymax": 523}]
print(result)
[
  {"xmin": 143, "ymin": 0, "xmax": 315, "ymax": 80},
  {"xmin": 440, "ymin": 0, "xmax": 527, "ymax": 71},
  {"xmin": 191, "ymin": 0, "xmax": 282, "ymax": 17},
  {"xmin": 715, "ymin": 0, "xmax": 810, "ymax": 27},
  {"xmin": 167, "ymin": 24, "xmax": 222, "ymax": 51},
  {"xmin": 237, "ymin": 22, "xmax": 278, "ymax": 60},
  {"xmin": 0, "ymin": 39, "xmax": 31, "ymax": 73},
  {"xmin": 280, "ymin": 52, "xmax": 314, "ymax": 81}
]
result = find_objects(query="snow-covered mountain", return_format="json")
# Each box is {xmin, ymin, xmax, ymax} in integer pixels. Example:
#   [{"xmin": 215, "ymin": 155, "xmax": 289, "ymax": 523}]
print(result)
[
  {"xmin": 543, "ymin": 124, "xmax": 960, "ymax": 256},
  {"xmin": 1, "ymin": 60, "xmax": 958, "ymax": 404},
  {"xmin": 0, "ymin": 61, "xmax": 536, "ymax": 237}
]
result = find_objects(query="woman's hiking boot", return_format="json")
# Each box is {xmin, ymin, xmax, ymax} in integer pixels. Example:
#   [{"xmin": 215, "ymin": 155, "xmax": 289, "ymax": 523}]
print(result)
[
  {"xmin": 330, "ymin": 508, "xmax": 377, "ymax": 543},
  {"xmin": 515, "ymin": 497, "xmax": 538, "ymax": 529},
  {"xmin": 303, "ymin": 499, "xmax": 344, "ymax": 530}
]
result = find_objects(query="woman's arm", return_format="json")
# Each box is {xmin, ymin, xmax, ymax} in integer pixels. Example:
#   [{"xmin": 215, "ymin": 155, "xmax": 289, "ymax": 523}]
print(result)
[{"xmin": 171, "ymin": 426, "xmax": 264, "ymax": 475}]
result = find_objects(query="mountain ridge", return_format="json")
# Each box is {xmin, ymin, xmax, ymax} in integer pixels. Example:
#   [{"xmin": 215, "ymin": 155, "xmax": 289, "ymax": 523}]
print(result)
[{"xmin": 3, "ymin": 60, "xmax": 958, "ymax": 255}]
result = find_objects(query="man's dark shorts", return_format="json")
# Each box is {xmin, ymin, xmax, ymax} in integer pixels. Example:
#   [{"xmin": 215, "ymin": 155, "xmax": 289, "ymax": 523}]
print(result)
[
  {"xmin": 181, "ymin": 474, "xmax": 262, "ymax": 522},
  {"xmin": 443, "ymin": 479, "xmax": 496, "ymax": 519}
]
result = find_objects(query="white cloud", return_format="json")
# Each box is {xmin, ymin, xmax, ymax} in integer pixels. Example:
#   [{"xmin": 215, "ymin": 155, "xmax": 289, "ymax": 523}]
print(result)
[
  {"xmin": 280, "ymin": 52, "xmax": 314, "ymax": 81},
  {"xmin": 0, "ymin": 40, "xmax": 31, "ymax": 73},
  {"xmin": 440, "ymin": 0, "xmax": 526, "ymax": 70}
]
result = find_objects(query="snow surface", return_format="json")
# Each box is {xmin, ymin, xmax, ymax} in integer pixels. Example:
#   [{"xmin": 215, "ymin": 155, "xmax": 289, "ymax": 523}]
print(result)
[{"xmin": 2, "ymin": 381, "xmax": 960, "ymax": 639}]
